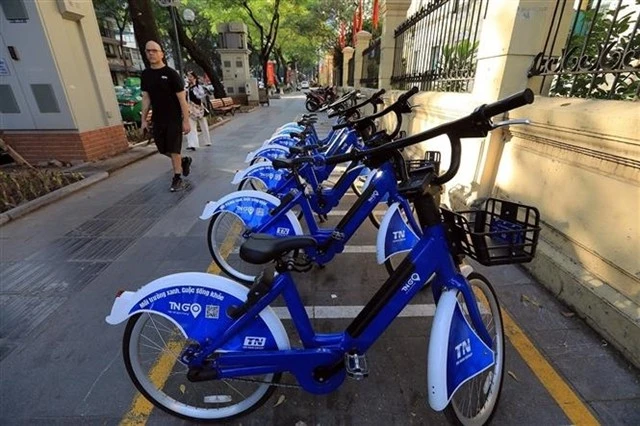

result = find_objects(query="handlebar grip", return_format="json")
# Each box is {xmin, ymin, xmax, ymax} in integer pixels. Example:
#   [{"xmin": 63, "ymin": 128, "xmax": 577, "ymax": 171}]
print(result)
[
  {"xmin": 397, "ymin": 86, "xmax": 419, "ymax": 103},
  {"xmin": 482, "ymin": 88, "xmax": 534, "ymax": 118}
]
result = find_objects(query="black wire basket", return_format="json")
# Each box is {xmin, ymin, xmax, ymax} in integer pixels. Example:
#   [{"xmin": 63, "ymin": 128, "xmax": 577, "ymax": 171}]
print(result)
[
  {"xmin": 441, "ymin": 198, "xmax": 540, "ymax": 266},
  {"xmin": 406, "ymin": 151, "xmax": 441, "ymax": 176}
]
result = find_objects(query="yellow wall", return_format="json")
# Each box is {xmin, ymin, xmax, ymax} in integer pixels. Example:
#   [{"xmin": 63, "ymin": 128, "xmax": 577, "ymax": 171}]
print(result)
[{"xmin": 36, "ymin": 0, "xmax": 121, "ymax": 132}]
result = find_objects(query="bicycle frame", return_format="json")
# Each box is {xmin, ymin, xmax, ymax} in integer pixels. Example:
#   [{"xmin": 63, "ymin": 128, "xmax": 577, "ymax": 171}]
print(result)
[
  {"xmin": 247, "ymin": 161, "xmax": 414, "ymax": 265},
  {"xmin": 192, "ymin": 211, "xmax": 493, "ymax": 397}
]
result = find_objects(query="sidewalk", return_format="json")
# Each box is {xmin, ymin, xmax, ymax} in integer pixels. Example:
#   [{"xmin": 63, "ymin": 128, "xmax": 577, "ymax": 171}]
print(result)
[{"xmin": 0, "ymin": 117, "xmax": 232, "ymax": 227}]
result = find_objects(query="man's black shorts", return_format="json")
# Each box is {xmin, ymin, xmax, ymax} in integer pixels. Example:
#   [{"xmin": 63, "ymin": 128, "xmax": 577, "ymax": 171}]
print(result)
[{"xmin": 152, "ymin": 120, "xmax": 182, "ymax": 155}]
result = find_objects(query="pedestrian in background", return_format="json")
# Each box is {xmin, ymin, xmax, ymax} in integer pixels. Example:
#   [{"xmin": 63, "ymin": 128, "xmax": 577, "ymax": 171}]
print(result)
[
  {"xmin": 140, "ymin": 40, "xmax": 192, "ymax": 192},
  {"xmin": 185, "ymin": 71, "xmax": 212, "ymax": 150}
]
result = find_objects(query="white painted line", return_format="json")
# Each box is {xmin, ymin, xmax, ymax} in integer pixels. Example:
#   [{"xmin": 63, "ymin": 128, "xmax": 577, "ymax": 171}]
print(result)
[
  {"xmin": 270, "ymin": 304, "xmax": 436, "ymax": 319},
  {"xmin": 326, "ymin": 210, "xmax": 385, "ymax": 216},
  {"xmin": 342, "ymin": 245, "xmax": 377, "ymax": 253},
  {"xmin": 230, "ymin": 245, "xmax": 377, "ymax": 255}
]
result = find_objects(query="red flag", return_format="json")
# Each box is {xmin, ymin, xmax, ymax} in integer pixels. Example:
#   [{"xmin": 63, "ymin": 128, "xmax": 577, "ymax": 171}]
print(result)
[
  {"xmin": 352, "ymin": 7, "xmax": 358, "ymax": 45},
  {"xmin": 339, "ymin": 21, "xmax": 346, "ymax": 49},
  {"xmin": 373, "ymin": 0, "xmax": 379, "ymax": 29},
  {"xmin": 357, "ymin": 0, "xmax": 363, "ymax": 33}
]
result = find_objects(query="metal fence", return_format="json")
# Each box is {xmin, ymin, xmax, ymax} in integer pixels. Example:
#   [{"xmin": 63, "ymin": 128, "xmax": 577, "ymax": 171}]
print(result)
[
  {"xmin": 528, "ymin": 0, "xmax": 639, "ymax": 101},
  {"xmin": 391, "ymin": 0, "xmax": 489, "ymax": 92},
  {"xmin": 360, "ymin": 38, "xmax": 381, "ymax": 88},
  {"xmin": 347, "ymin": 56, "xmax": 355, "ymax": 86}
]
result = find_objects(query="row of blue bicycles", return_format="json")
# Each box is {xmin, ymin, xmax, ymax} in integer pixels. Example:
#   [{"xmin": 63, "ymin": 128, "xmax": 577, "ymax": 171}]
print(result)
[{"xmin": 107, "ymin": 87, "xmax": 541, "ymax": 424}]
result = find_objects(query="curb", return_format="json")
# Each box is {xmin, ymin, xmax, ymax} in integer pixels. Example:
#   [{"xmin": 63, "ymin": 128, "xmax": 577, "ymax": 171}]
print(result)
[
  {"xmin": 0, "ymin": 116, "xmax": 236, "ymax": 227},
  {"xmin": 0, "ymin": 171, "xmax": 109, "ymax": 226}
]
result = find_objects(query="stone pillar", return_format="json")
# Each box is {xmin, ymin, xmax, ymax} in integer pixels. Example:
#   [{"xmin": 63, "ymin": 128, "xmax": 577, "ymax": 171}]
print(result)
[
  {"xmin": 341, "ymin": 46, "xmax": 354, "ymax": 88},
  {"xmin": 378, "ymin": 0, "xmax": 411, "ymax": 90},
  {"xmin": 472, "ymin": 0, "xmax": 568, "ymax": 199},
  {"xmin": 354, "ymin": 31, "xmax": 372, "ymax": 89}
]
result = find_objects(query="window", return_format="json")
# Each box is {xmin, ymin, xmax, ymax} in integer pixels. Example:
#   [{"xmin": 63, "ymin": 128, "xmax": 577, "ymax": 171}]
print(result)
[
  {"xmin": 238, "ymin": 86, "xmax": 246, "ymax": 94},
  {"xmin": 0, "ymin": 85, "xmax": 20, "ymax": 113},
  {"xmin": 236, "ymin": 61, "xmax": 243, "ymax": 68},
  {"xmin": 31, "ymin": 84, "xmax": 60, "ymax": 113},
  {"xmin": 1, "ymin": 0, "xmax": 29, "ymax": 21},
  {"xmin": 227, "ymin": 87, "xmax": 235, "ymax": 94},
  {"xmin": 224, "ymin": 60, "xmax": 231, "ymax": 68},
  {"xmin": 104, "ymin": 43, "xmax": 117, "ymax": 58}
]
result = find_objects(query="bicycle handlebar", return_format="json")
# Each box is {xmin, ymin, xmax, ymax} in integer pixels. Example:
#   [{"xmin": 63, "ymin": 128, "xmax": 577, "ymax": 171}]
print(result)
[
  {"xmin": 318, "ymin": 90, "xmax": 358, "ymax": 112},
  {"xmin": 332, "ymin": 86, "xmax": 419, "ymax": 131},
  {"xmin": 279, "ymin": 89, "xmax": 534, "ymax": 185},
  {"xmin": 327, "ymin": 89, "xmax": 386, "ymax": 119}
]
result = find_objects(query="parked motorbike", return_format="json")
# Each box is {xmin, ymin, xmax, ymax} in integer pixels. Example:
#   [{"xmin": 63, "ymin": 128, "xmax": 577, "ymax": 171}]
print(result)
[{"xmin": 304, "ymin": 86, "xmax": 338, "ymax": 112}]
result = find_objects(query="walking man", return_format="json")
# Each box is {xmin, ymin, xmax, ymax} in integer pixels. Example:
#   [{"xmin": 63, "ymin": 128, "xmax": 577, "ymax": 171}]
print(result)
[{"xmin": 140, "ymin": 40, "xmax": 192, "ymax": 192}]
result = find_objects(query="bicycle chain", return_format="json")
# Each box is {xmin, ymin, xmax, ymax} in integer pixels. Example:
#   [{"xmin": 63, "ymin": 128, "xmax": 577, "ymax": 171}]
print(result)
[{"xmin": 222, "ymin": 376, "xmax": 302, "ymax": 389}]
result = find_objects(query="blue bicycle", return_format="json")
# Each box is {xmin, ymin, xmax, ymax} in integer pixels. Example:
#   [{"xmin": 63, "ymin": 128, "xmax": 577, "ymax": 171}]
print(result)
[
  {"xmin": 107, "ymin": 89, "xmax": 540, "ymax": 424},
  {"xmin": 202, "ymin": 90, "xmax": 422, "ymax": 283}
]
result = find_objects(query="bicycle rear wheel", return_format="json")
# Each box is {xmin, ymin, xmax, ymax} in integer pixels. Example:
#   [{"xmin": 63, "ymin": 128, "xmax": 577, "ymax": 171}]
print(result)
[
  {"xmin": 207, "ymin": 211, "xmax": 264, "ymax": 284},
  {"xmin": 444, "ymin": 272, "xmax": 505, "ymax": 425},
  {"xmin": 123, "ymin": 312, "xmax": 281, "ymax": 422}
]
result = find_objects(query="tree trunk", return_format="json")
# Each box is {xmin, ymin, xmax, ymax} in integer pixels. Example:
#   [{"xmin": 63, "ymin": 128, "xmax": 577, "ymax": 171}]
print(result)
[
  {"xmin": 127, "ymin": 0, "xmax": 161, "ymax": 69},
  {"xmin": 174, "ymin": 18, "xmax": 226, "ymax": 98}
]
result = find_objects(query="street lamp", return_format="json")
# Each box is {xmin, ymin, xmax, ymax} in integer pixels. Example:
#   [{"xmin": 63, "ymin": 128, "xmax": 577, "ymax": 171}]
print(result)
[{"xmin": 156, "ymin": 1, "xmax": 195, "ymax": 79}]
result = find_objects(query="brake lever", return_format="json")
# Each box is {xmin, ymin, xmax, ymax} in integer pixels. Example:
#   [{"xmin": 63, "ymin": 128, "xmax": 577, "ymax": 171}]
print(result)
[{"xmin": 491, "ymin": 118, "xmax": 530, "ymax": 129}]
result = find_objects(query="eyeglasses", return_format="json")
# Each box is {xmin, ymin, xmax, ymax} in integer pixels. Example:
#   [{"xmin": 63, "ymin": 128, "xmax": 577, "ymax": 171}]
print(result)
[{"xmin": 145, "ymin": 49, "xmax": 161, "ymax": 53}]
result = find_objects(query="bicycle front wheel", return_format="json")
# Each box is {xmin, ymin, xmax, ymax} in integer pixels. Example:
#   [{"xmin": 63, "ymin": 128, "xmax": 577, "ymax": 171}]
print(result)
[
  {"xmin": 123, "ymin": 312, "xmax": 280, "ymax": 422},
  {"xmin": 444, "ymin": 272, "xmax": 505, "ymax": 426},
  {"xmin": 207, "ymin": 211, "xmax": 264, "ymax": 284}
]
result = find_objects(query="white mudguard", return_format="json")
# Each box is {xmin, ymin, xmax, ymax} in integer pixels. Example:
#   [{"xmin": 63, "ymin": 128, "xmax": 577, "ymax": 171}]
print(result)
[
  {"xmin": 245, "ymin": 145, "xmax": 290, "ymax": 163},
  {"xmin": 376, "ymin": 203, "xmax": 421, "ymax": 264},
  {"xmin": 199, "ymin": 190, "xmax": 303, "ymax": 237},
  {"xmin": 427, "ymin": 279, "xmax": 494, "ymax": 411},
  {"xmin": 261, "ymin": 134, "xmax": 299, "ymax": 148},
  {"xmin": 231, "ymin": 162, "xmax": 287, "ymax": 190},
  {"xmin": 105, "ymin": 272, "xmax": 290, "ymax": 351}
]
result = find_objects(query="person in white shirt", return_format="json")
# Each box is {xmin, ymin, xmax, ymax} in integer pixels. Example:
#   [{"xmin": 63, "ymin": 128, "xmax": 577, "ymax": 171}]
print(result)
[{"xmin": 185, "ymin": 71, "xmax": 212, "ymax": 150}]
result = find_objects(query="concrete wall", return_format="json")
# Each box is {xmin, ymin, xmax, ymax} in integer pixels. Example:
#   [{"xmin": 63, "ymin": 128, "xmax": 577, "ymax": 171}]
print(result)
[{"xmin": 353, "ymin": 0, "xmax": 640, "ymax": 367}]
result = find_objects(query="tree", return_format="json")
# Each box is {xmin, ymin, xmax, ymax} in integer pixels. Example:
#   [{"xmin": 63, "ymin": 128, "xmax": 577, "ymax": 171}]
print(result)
[
  {"xmin": 126, "ymin": 0, "xmax": 161, "ymax": 69},
  {"xmin": 172, "ymin": 12, "xmax": 226, "ymax": 98},
  {"xmin": 94, "ymin": 0, "xmax": 132, "ymax": 75}
]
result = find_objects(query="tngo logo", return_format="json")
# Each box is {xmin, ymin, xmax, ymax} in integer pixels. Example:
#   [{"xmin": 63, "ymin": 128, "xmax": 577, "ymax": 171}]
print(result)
[
  {"xmin": 243, "ymin": 336, "xmax": 266, "ymax": 348},
  {"xmin": 401, "ymin": 273, "xmax": 421, "ymax": 293},
  {"xmin": 169, "ymin": 302, "xmax": 202, "ymax": 318}
]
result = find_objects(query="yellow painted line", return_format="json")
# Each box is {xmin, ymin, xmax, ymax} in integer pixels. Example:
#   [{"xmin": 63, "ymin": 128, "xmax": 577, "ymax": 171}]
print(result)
[
  {"xmin": 502, "ymin": 309, "xmax": 600, "ymax": 426},
  {"xmin": 121, "ymin": 217, "xmax": 243, "ymax": 425},
  {"xmin": 120, "ymin": 341, "xmax": 183, "ymax": 425}
]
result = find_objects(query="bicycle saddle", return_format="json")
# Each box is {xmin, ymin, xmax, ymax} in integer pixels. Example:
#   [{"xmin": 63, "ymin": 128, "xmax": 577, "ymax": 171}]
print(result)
[{"xmin": 240, "ymin": 233, "xmax": 317, "ymax": 264}]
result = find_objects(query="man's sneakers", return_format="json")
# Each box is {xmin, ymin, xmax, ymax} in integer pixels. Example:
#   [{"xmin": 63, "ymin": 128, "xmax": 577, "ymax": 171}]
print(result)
[
  {"xmin": 181, "ymin": 156, "xmax": 192, "ymax": 177},
  {"xmin": 170, "ymin": 175, "xmax": 183, "ymax": 192}
]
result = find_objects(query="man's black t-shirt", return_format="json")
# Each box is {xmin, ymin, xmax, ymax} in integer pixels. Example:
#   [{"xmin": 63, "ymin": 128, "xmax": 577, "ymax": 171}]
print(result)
[{"xmin": 141, "ymin": 66, "xmax": 184, "ymax": 123}]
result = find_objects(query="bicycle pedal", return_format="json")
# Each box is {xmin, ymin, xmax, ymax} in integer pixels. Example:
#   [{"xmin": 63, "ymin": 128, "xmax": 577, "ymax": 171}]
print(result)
[{"xmin": 345, "ymin": 352, "xmax": 369, "ymax": 380}]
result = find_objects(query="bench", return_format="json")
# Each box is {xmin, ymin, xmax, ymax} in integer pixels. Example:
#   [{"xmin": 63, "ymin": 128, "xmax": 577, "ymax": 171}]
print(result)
[
  {"xmin": 222, "ymin": 97, "xmax": 241, "ymax": 114},
  {"xmin": 210, "ymin": 98, "xmax": 235, "ymax": 116}
]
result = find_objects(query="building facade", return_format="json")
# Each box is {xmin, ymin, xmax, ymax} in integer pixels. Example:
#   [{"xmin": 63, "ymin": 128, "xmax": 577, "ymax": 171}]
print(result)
[{"xmin": 0, "ymin": 0, "xmax": 128, "ymax": 163}]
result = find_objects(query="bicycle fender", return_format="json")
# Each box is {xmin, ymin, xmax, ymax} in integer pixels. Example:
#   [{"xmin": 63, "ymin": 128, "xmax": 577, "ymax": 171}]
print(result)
[
  {"xmin": 231, "ymin": 162, "xmax": 288, "ymax": 189},
  {"xmin": 274, "ymin": 123, "xmax": 304, "ymax": 133},
  {"xmin": 199, "ymin": 190, "xmax": 303, "ymax": 236},
  {"xmin": 105, "ymin": 272, "xmax": 290, "ymax": 351},
  {"xmin": 261, "ymin": 134, "xmax": 299, "ymax": 148},
  {"xmin": 427, "ymin": 289, "xmax": 495, "ymax": 411},
  {"xmin": 376, "ymin": 203, "xmax": 420, "ymax": 264},
  {"xmin": 245, "ymin": 145, "xmax": 290, "ymax": 163}
]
